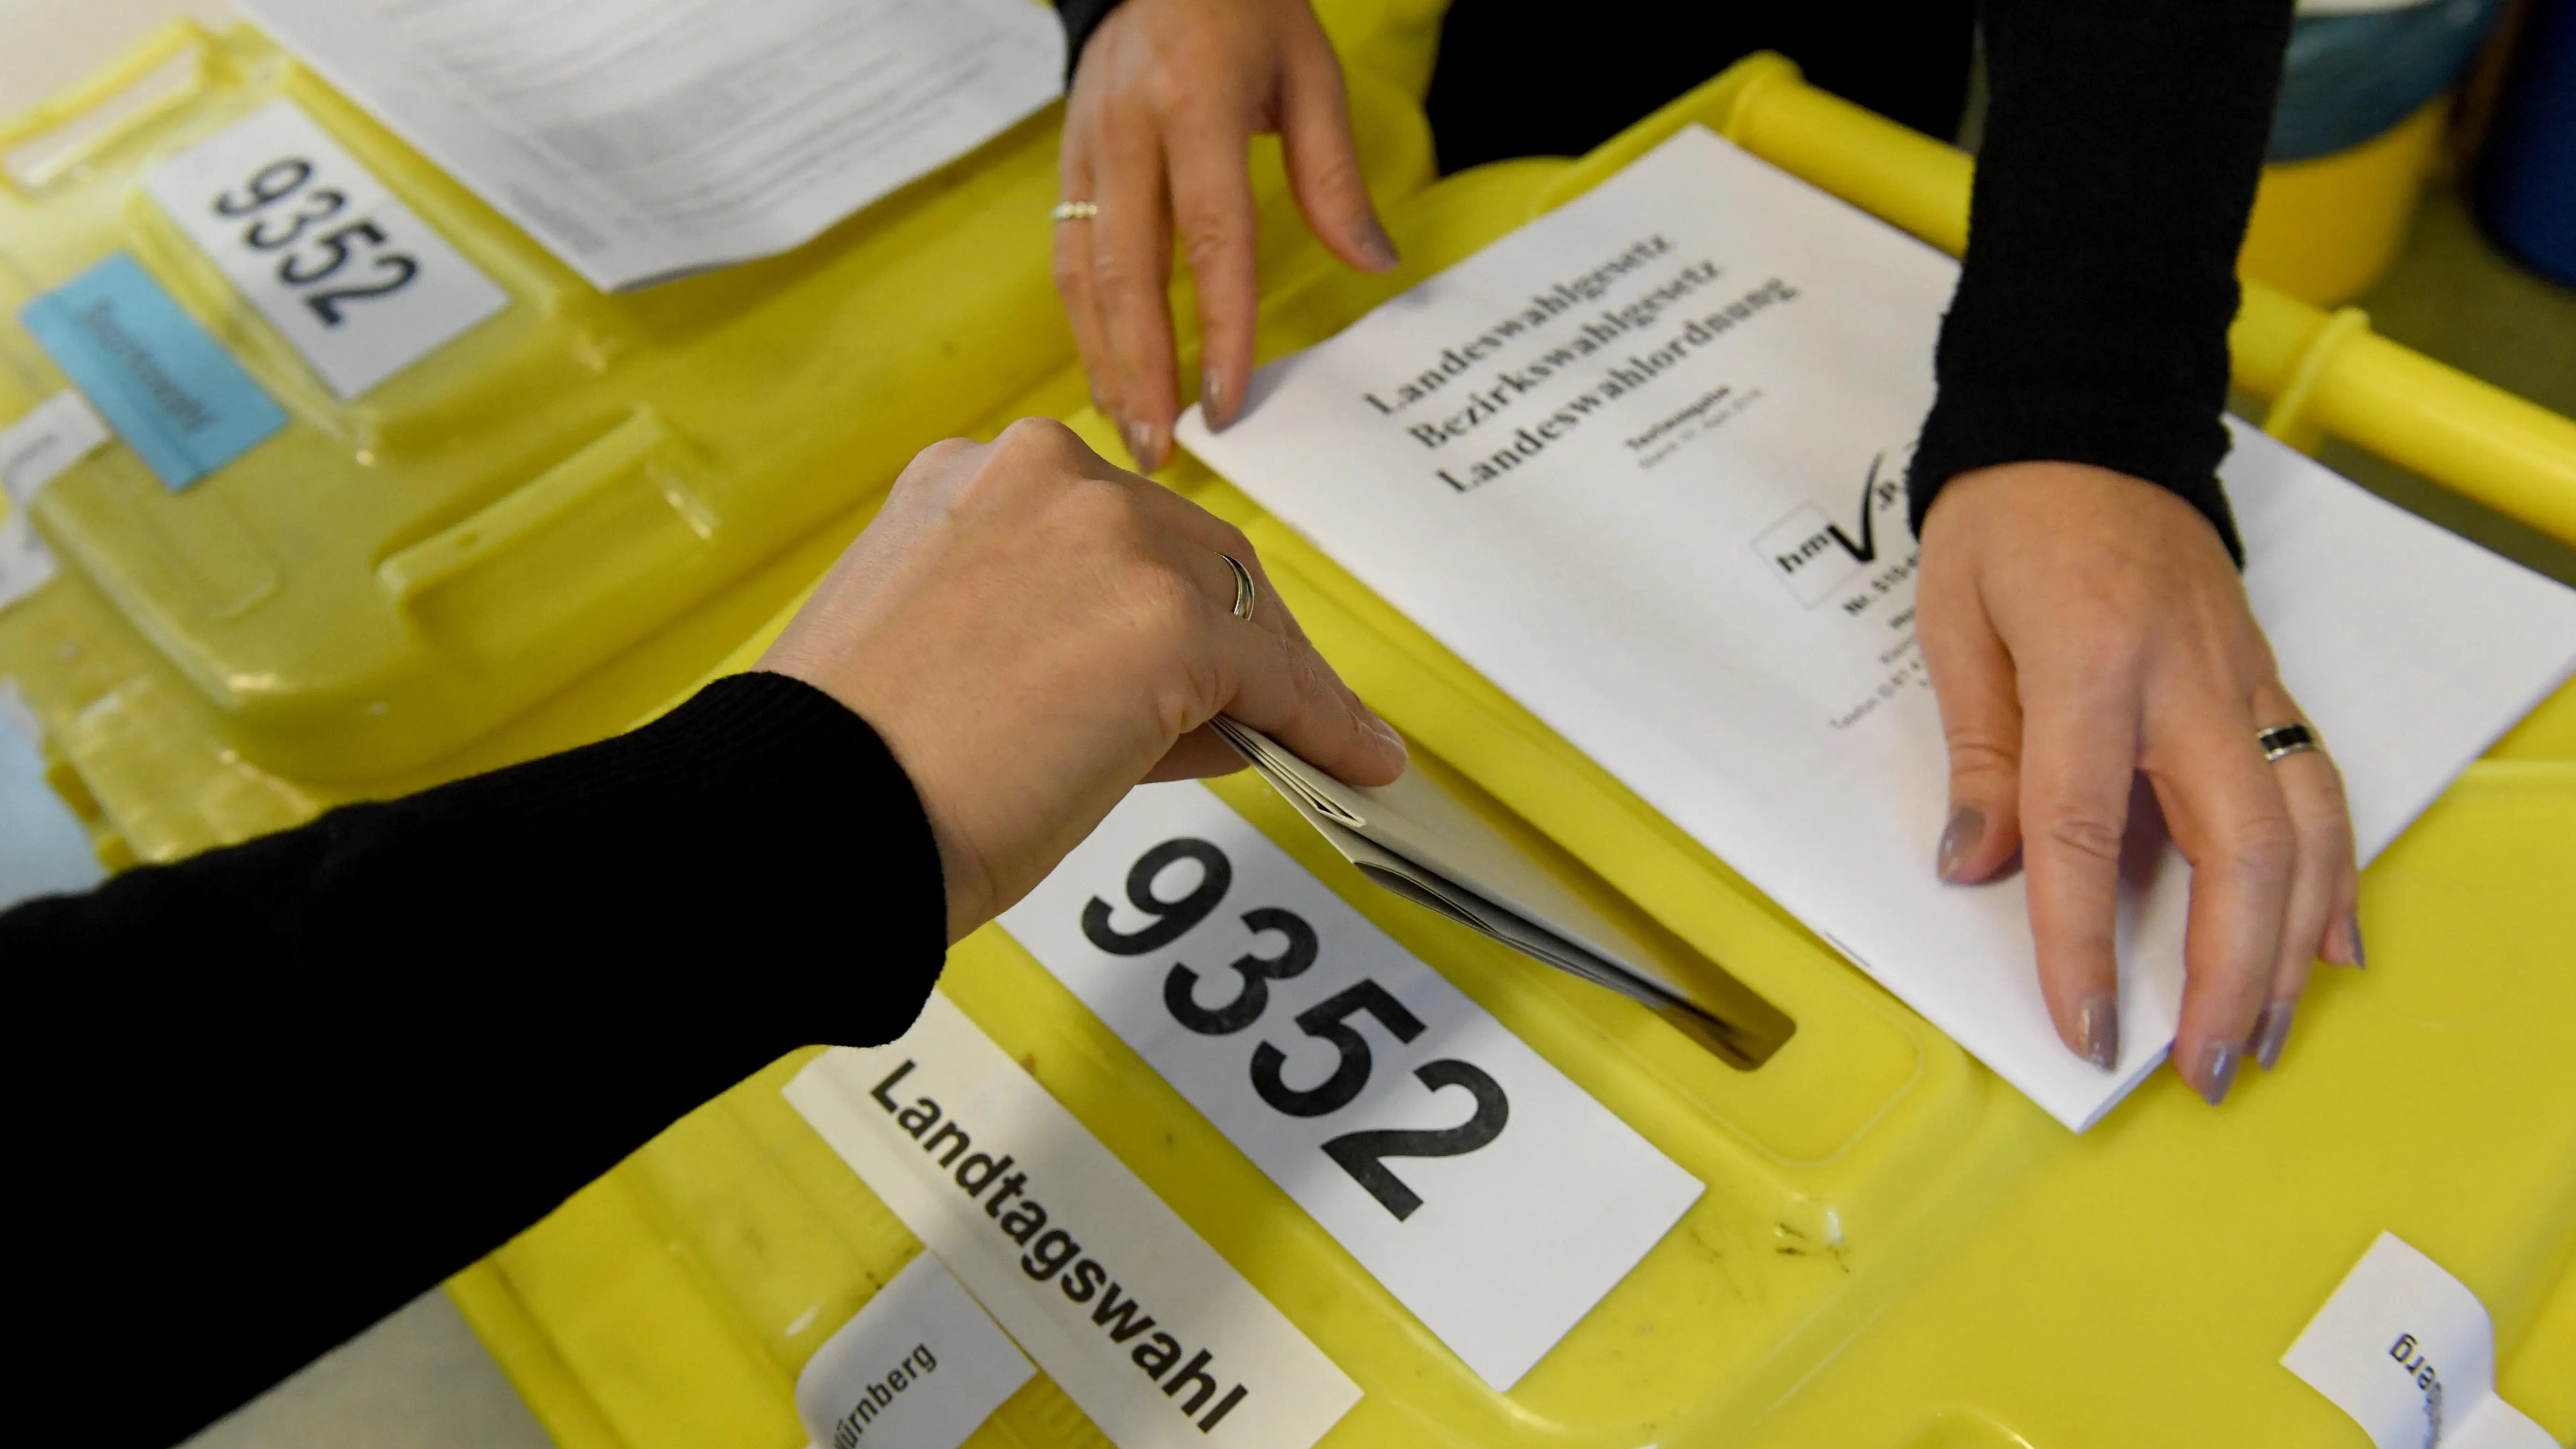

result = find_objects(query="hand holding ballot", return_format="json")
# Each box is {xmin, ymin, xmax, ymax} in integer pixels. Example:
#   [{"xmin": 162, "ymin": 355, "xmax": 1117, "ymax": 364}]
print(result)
[
  {"xmin": 1055, "ymin": 0, "xmax": 1399, "ymax": 471},
  {"xmin": 760, "ymin": 420, "xmax": 1407, "ymax": 941},
  {"xmin": 1918, "ymin": 460, "xmax": 2360, "ymax": 1104}
]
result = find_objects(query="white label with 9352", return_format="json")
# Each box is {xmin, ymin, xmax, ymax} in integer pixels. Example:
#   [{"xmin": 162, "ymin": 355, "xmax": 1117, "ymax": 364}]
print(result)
[
  {"xmin": 146, "ymin": 99, "xmax": 509, "ymax": 399},
  {"xmin": 997, "ymin": 781, "xmax": 1704, "ymax": 1391}
]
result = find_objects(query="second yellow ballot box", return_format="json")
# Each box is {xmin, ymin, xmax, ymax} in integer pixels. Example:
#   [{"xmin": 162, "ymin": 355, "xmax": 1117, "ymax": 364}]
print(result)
[
  {"xmin": 445, "ymin": 56, "xmax": 2576, "ymax": 1449},
  {"xmin": 0, "ymin": 4, "xmax": 1440, "ymax": 865}
]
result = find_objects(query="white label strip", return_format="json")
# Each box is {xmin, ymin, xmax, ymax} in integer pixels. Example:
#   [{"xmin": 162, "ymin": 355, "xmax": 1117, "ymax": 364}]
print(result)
[
  {"xmin": 2281, "ymin": 1232, "xmax": 2554, "ymax": 1449},
  {"xmin": 144, "ymin": 99, "xmax": 509, "ymax": 399},
  {"xmin": 786, "ymin": 994, "xmax": 1362, "ymax": 1449},
  {"xmin": 997, "ymin": 781, "xmax": 1705, "ymax": 1391},
  {"xmin": 0, "ymin": 505, "xmax": 56, "ymax": 614},
  {"xmin": 0, "ymin": 389, "xmax": 99, "ymax": 611},
  {"xmin": 0, "ymin": 391, "xmax": 111, "ymax": 506},
  {"xmin": 794, "ymin": 1253, "xmax": 1034, "ymax": 1449}
]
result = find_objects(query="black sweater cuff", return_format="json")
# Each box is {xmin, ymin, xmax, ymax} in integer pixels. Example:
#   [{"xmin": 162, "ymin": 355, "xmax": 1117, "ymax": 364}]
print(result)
[
  {"xmin": 14, "ymin": 672, "xmax": 950, "ymax": 1449},
  {"xmin": 1056, "ymin": 0, "xmax": 1124, "ymax": 79},
  {"xmin": 6, "ymin": 669, "xmax": 950, "ymax": 1008},
  {"xmin": 1906, "ymin": 0, "xmax": 2294, "ymax": 567}
]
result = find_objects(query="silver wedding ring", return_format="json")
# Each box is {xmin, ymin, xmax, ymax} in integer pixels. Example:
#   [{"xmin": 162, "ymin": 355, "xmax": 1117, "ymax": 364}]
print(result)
[
  {"xmin": 1050, "ymin": 200, "xmax": 1099, "ymax": 223},
  {"xmin": 2258, "ymin": 721, "xmax": 2323, "ymax": 762},
  {"xmin": 1218, "ymin": 552, "xmax": 1257, "ymax": 622}
]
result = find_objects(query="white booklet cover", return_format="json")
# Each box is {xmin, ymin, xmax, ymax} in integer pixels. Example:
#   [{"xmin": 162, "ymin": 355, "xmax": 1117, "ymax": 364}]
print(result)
[
  {"xmin": 1176, "ymin": 125, "xmax": 2576, "ymax": 1131},
  {"xmin": 244, "ymin": 0, "xmax": 1064, "ymax": 291}
]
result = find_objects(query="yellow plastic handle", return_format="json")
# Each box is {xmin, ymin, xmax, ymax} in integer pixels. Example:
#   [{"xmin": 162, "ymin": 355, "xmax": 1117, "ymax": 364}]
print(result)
[
  {"xmin": 378, "ymin": 408, "xmax": 704, "ymax": 604},
  {"xmin": 0, "ymin": 18, "xmax": 215, "ymax": 197}
]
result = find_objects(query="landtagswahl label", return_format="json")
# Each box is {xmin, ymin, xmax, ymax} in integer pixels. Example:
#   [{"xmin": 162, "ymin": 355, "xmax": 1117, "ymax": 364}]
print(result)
[
  {"xmin": 785, "ymin": 993, "xmax": 1362, "ymax": 1449},
  {"xmin": 2281, "ymin": 1232, "xmax": 2553, "ymax": 1449},
  {"xmin": 793, "ymin": 1252, "xmax": 1033, "ymax": 1449},
  {"xmin": 998, "ymin": 781, "xmax": 1704, "ymax": 1391},
  {"xmin": 145, "ymin": 99, "xmax": 508, "ymax": 399}
]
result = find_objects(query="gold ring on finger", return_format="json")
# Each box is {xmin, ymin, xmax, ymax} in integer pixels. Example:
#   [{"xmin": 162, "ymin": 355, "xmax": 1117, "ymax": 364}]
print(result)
[{"xmin": 2257, "ymin": 721, "xmax": 2323, "ymax": 762}]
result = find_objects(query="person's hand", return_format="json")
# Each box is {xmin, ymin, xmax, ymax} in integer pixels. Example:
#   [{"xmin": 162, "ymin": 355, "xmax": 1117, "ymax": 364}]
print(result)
[
  {"xmin": 1917, "ymin": 461, "xmax": 2363, "ymax": 1105},
  {"xmin": 760, "ymin": 420, "xmax": 1406, "ymax": 941},
  {"xmin": 1056, "ymin": 0, "xmax": 1399, "ymax": 473}
]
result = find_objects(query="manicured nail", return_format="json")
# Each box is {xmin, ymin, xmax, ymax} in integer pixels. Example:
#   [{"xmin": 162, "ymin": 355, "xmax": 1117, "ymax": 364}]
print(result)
[
  {"xmin": 1122, "ymin": 418, "xmax": 1165, "ymax": 471},
  {"xmin": 1201, "ymin": 366, "xmax": 1229, "ymax": 428},
  {"xmin": 1354, "ymin": 214, "xmax": 1399, "ymax": 271},
  {"xmin": 2076, "ymin": 991, "xmax": 2119, "ymax": 1071},
  {"xmin": 2250, "ymin": 1000, "xmax": 2295, "ymax": 1071},
  {"xmin": 1936, "ymin": 805, "xmax": 1983, "ymax": 881},
  {"xmin": 1370, "ymin": 716, "xmax": 1408, "ymax": 763},
  {"xmin": 2195, "ymin": 1039, "xmax": 2241, "ymax": 1107},
  {"xmin": 2344, "ymin": 911, "xmax": 2366, "ymax": 969}
]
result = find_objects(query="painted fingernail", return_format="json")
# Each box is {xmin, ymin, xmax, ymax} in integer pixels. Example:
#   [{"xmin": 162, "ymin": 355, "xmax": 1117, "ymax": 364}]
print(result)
[
  {"xmin": 1936, "ymin": 805, "xmax": 1984, "ymax": 881},
  {"xmin": 1370, "ymin": 716, "xmax": 1408, "ymax": 762},
  {"xmin": 2076, "ymin": 991, "xmax": 2119, "ymax": 1071},
  {"xmin": 2195, "ymin": 1039, "xmax": 2241, "ymax": 1107},
  {"xmin": 2250, "ymin": 1000, "xmax": 2295, "ymax": 1071},
  {"xmin": 1122, "ymin": 418, "xmax": 1165, "ymax": 470},
  {"xmin": 1201, "ymin": 366, "xmax": 1229, "ymax": 428},
  {"xmin": 2344, "ymin": 911, "xmax": 2367, "ymax": 969},
  {"xmin": 1355, "ymin": 214, "xmax": 1399, "ymax": 271}
]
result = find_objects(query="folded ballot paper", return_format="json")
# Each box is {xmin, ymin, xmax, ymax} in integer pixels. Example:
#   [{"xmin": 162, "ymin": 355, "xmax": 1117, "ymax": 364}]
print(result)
[
  {"xmin": 1178, "ymin": 125, "xmax": 2576, "ymax": 1131},
  {"xmin": 1210, "ymin": 717, "xmax": 1786, "ymax": 1067},
  {"xmin": 244, "ymin": 0, "xmax": 1062, "ymax": 291}
]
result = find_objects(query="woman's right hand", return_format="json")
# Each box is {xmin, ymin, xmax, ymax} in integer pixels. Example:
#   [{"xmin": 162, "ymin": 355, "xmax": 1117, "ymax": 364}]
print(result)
[
  {"xmin": 1056, "ymin": 0, "xmax": 1399, "ymax": 473},
  {"xmin": 761, "ymin": 419, "xmax": 1406, "ymax": 942}
]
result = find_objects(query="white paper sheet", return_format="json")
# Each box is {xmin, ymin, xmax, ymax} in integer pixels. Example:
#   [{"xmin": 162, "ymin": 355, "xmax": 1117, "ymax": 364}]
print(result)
[
  {"xmin": 1176, "ymin": 125, "xmax": 2576, "ymax": 1131},
  {"xmin": 997, "ymin": 781, "xmax": 1704, "ymax": 1390},
  {"xmin": 0, "ymin": 391, "xmax": 111, "ymax": 614},
  {"xmin": 143, "ymin": 99, "xmax": 511, "ymax": 398},
  {"xmin": 243, "ymin": 0, "xmax": 1064, "ymax": 291},
  {"xmin": 0, "ymin": 390, "xmax": 110, "ymax": 507},
  {"xmin": 0, "ymin": 499, "xmax": 54, "ymax": 615},
  {"xmin": 2281, "ymin": 1233, "xmax": 2554, "ymax": 1449},
  {"xmin": 793, "ymin": 1253, "xmax": 1034, "ymax": 1449}
]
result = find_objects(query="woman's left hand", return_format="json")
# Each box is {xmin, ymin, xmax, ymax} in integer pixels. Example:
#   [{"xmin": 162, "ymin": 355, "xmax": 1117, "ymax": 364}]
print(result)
[{"xmin": 1916, "ymin": 459, "xmax": 2363, "ymax": 1106}]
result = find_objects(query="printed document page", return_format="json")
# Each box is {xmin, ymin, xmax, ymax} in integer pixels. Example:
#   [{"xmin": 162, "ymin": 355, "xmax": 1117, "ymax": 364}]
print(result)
[
  {"xmin": 244, "ymin": 0, "xmax": 1064, "ymax": 290},
  {"xmin": 1176, "ymin": 126, "xmax": 2576, "ymax": 1131}
]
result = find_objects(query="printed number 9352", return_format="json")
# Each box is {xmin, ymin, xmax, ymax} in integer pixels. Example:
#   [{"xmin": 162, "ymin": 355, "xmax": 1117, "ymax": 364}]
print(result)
[
  {"xmin": 213, "ymin": 157, "xmax": 417, "ymax": 325},
  {"xmin": 1082, "ymin": 837, "xmax": 1509, "ymax": 1221}
]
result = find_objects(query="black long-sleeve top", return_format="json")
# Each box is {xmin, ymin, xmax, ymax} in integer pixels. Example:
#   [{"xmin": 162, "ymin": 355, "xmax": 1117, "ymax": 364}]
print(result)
[
  {"xmin": 11, "ymin": 2, "xmax": 2290, "ymax": 1441},
  {"xmin": 3, "ymin": 673, "xmax": 946, "ymax": 1449}
]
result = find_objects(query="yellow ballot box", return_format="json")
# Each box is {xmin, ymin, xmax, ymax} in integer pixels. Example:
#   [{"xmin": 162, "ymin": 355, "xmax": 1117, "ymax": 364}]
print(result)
[
  {"xmin": 447, "ymin": 55, "xmax": 2576, "ymax": 1449},
  {"xmin": 0, "ymin": 7, "xmax": 1440, "ymax": 865}
]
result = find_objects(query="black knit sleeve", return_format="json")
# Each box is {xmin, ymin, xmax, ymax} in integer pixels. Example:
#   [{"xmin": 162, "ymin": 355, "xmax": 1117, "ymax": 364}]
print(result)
[
  {"xmin": 1908, "ymin": 0, "xmax": 2296, "ymax": 563},
  {"xmin": 4, "ymin": 671, "xmax": 948, "ymax": 1449},
  {"xmin": 1056, "ymin": 0, "xmax": 1129, "ymax": 78}
]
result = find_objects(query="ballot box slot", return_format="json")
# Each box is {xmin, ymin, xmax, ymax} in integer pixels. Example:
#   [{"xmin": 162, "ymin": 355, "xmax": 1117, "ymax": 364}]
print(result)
[{"xmin": 1370, "ymin": 744, "xmax": 1798, "ymax": 1071}]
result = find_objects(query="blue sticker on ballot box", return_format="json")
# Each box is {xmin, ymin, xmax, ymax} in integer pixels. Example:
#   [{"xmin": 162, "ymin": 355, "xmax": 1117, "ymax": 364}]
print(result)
[{"xmin": 18, "ymin": 253, "xmax": 288, "ymax": 491}]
